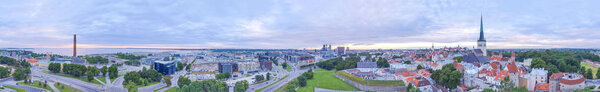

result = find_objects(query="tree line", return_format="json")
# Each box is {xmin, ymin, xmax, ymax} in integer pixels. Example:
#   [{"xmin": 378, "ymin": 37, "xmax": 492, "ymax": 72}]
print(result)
[
  {"xmin": 85, "ymin": 56, "xmax": 109, "ymax": 64},
  {"xmin": 522, "ymin": 50, "xmax": 587, "ymax": 74},
  {"xmin": 283, "ymin": 69, "xmax": 314, "ymax": 92},
  {"xmin": 317, "ymin": 56, "xmax": 360, "ymax": 70},
  {"xmin": 123, "ymin": 67, "xmax": 162, "ymax": 87}
]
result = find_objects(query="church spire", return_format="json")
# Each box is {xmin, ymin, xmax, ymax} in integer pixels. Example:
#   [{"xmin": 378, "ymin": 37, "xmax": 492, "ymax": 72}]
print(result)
[{"xmin": 478, "ymin": 15, "xmax": 485, "ymax": 41}]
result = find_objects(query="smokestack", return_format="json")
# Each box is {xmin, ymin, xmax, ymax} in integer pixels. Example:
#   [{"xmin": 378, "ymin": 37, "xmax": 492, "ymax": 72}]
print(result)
[{"xmin": 73, "ymin": 34, "xmax": 76, "ymax": 57}]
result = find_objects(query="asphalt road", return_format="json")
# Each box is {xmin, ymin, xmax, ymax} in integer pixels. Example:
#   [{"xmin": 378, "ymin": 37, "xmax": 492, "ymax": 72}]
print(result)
[
  {"xmin": 260, "ymin": 67, "xmax": 309, "ymax": 92},
  {"xmin": 32, "ymin": 68, "xmax": 103, "ymax": 92}
]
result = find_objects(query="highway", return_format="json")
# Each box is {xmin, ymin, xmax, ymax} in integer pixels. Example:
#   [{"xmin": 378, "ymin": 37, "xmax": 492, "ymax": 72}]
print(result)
[{"xmin": 31, "ymin": 67, "xmax": 104, "ymax": 92}]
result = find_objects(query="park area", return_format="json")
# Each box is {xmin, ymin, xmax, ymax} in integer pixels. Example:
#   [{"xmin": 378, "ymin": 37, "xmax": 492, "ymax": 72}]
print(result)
[
  {"xmin": 275, "ymin": 69, "xmax": 359, "ymax": 92},
  {"xmin": 581, "ymin": 61, "xmax": 599, "ymax": 79},
  {"xmin": 336, "ymin": 71, "xmax": 405, "ymax": 87}
]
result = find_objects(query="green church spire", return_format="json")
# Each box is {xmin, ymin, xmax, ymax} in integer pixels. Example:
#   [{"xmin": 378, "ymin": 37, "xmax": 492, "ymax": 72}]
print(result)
[{"xmin": 478, "ymin": 15, "xmax": 485, "ymax": 41}]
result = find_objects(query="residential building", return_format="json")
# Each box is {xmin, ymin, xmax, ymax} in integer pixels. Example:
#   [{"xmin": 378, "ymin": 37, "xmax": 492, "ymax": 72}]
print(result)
[{"xmin": 357, "ymin": 60, "xmax": 377, "ymax": 68}]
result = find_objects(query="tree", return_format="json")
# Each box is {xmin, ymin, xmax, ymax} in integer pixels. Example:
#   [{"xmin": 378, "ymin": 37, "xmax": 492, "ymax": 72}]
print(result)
[
  {"xmin": 531, "ymin": 58, "xmax": 546, "ymax": 68},
  {"xmin": 48, "ymin": 63, "xmax": 61, "ymax": 73},
  {"xmin": 431, "ymin": 64, "xmax": 461, "ymax": 89},
  {"xmin": 216, "ymin": 72, "xmax": 231, "ymax": 80},
  {"xmin": 180, "ymin": 79, "xmax": 228, "ymax": 92},
  {"xmin": 163, "ymin": 75, "xmax": 172, "ymax": 87},
  {"xmin": 255, "ymin": 75, "xmax": 264, "ymax": 82},
  {"xmin": 234, "ymin": 80, "xmax": 249, "ymax": 92},
  {"xmin": 177, "ymin": 76, "xmax": 191, "ymax": 88},
  {"xmin": 453, "ymin": 56, "xmax": 463, "ymax": 62},
  {"xmin": 266, "ymin": 73, "xmax": 271, "ymax": 80},
  {"xmin": 0, "ymin": 66, "xmax": 10, "ymax": 78},
  {"xmin": 282, "ymin": 62, "xmax": 288, "ymax": 69},
  {"xmin": 176, "ymin": 62, "xmax": 183, "ymax": 71},
  {"xmin": 87, "ymin": 71, "xmax": 94, "ymax": 82},
  {"xmin": 12, "ymin": 68, "xmax": 31, "ymax": 80},
  {"xmin": 109, "ymin": 65, "xmax": 118, "ymax": 79},
  {"xmin": 417, "ymin": 65, "xmax": 424, "ymax": 69},
  {"xmin": 406, "ymin": 83, "xmax": 414, "ymax": 92},
  {"xmin": 596, "ymin": 67, "xmax": 600, "ymax": 79},
  {"xmin": 302, "ymin": 71, "xmax": 313, "ymax": 79},
  {"xmin": 123, "ymin": 71, "xmax": 141, "ymax": 85},
  {"xmin": 376, "ymin": 57, "xmax": 390, "ymax": 68},
  {"xmin": 101, "ymin": 66, "xmax": 108, "ymax": 76},
  {"xmin": 297, "ymin": 76, "xmax": 307, "ymax": 87},
  {"xmin": 586, "ymin": 69, "xmax": 594, "ymax": 79},
  {"xmin": 126, "ymin": 81, "xmax": 138, "ymax": 92}
]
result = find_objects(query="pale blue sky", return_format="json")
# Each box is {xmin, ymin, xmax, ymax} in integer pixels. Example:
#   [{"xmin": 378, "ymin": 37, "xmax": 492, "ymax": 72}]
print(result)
[{"xmin": 1, "ymin": 0, "xmax": 599, "ymax": 49}]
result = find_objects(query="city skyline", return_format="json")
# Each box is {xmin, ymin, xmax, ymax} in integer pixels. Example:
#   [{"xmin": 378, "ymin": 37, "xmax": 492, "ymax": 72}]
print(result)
[{"xmin": 1, "ymin": 0, "xmax": 600, "ymax": 49}]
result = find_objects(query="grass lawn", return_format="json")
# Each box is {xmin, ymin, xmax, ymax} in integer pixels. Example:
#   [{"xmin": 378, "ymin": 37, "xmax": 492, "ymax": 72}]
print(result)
[
  {"xmin": 54, "ymin": 83, "xmax": 84, "ymax": 92},
  {"xmin": 110, "ymin": 74, "xmax": 125, "ymax": 83},
  {"xmin": 285, "ymin": 64, "xmax": 292, "ymax": 72},
  {"xmin": 581, "ymin": 62, "xmax": 599, "ymax": 79},
  {"xmin": 5, "ymin": 86, "xmax": 27, "ymax": 92},
  {"xmin": 153, "ymin": 86, "xmax": 168, "ymax": 92},
  {"xmin": 336, "ymin": 71, "xmax": 404, "ymax": 87},
  {"xmin": 165, "ymin": 87, "xmax": 179, "ymax": 92},
  {"xmin": 295, "ymin": 70, "xmax": 359, "ymax": 92},
  {"xmin": 126, "ymin": 81, "xmax": 160, "ymax": 89},
  {"xmin": 17, "ymin": 80, "xmax": 54, "ymax": 92},
  {"xmin": 46, "ymin": 72, "xmax": 103, "ymax": 85},
  {"xmin": 255, "ymin": 75, "xmax": 289, "ymax": 92},
  {"xmin": 98, "ymin": 76, "xmax": 107, "ymax": 83}
]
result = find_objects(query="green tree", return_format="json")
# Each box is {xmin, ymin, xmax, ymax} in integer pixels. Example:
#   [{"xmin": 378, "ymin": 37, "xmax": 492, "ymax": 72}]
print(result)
[
  {"xmin": 163, "ymin": 75, "xmax": 172, "ymax": 87},
  {"xmin": 0, "ymin": 66, "xmax": 11, "ymax": 78},
  {"xmin": 453, "ymin": 56, "xmax": 463, "ymax": 62},
  {"xmin": 297, "ymin": 76, "xmax": 307, "ymax": 87},
  {"xmin": 266, "ymin": 73, "xmax": 271, "ymax": 80},
  {"xmin": 87, "ymin": 71, "xmax": 94, "ymax": 82},
  {"xmin": 531, "ymin": 58, "xmax": 546, "ymax": 68},
  {"xmin": 431, "ymin": 64, "xmax": 461, "ymax": 89},
  {"xmin": 255, "ymin": 75, "xmax": 264, "ymax": 82},
  {"xmin": 126, "ymin": 81, "xmax": 138, "ymax": 92},
  {"xmin": 12, "ymin": 68, "xmax": 31, "ymax": 80},
  {"xmin": 109, "ymin": 65, "xmax": 118, "ymax": 79},
  {"xmin": 596, "ymin": 67, "xmax": 600, "ymax": 79},
  {"xmin": 586, "ymin": 69, "xmax": 594, "ymax": 79},
  {"xmin": 101, "ymin": 66, "xmax": 108, "ymax": 76},
  {"xmin": 176, "ymin": 62, "xmax": 183, "ymax": 71},
  {"xmin": 177, "ymin": 76, "xmax": 191, "ymax": 88},
  {"xmin": 234, "ymin": 80, "xmax": 249, "ymax": 92},
  {"xmin": 376, "ymin": 57, "xmax": 390, "ymax": 68},
  {"xmin": 216, "ymin": 72, "xmax": 231, "ymax": 80},
  {"xmin": 48, "ymin": 63, "xmax": 61, "ymax": 73},
  {"xmin": 417, "ymin": 65, "xmax": 423, "ymax": 69}
]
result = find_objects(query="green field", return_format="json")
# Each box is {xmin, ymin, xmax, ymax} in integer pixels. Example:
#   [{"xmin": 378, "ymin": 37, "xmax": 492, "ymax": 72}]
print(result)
[
  {"xmin": 46, "ymin": 72, "xmax": 103, "ymax": 85},
  {"xmin": 110, "ymin": 74, "xmax": 125, "ymax": 82},
  {"xmin": 255, "ymin": 75, "xmax": 289, "ymax": 92},
  {"xmin": 97, "ymin": 76, "xmax": 107, "ymax": 83},
  {"xmin": 581, "ymin": 62, "xmax": 599, "ymax": 79},
  {"xmin": 336, "ymin": 71, "xmax": 404, "ymax": 87},
  {"xmin": 54, "ymin": 83, "xmax": 84, "ymax": 92},
  {"xmin": 17, "ymin": 80, "xmax": 54, "ymax": 92},
  {"xmin": 153, "ymin": 86, "xmax": 168, "ymax": 92},
  {"xmin": 285, "ymin": 64, "xmax": 292, "ymax": 72},
  {"xmin": 296, "ymin": 70, "xmax": 359, "ymax": 92},
  {"xmin": 5, "ymin": 86, "xmax": 27, "ymax": 92},
  {"xmin": 165, "ymin": 87, "xmax": 179, "ymax": 92}
]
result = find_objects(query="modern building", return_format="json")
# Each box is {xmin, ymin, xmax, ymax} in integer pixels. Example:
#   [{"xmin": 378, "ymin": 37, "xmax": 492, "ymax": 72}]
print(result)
[
  {"xmin": 218, "ymin": 62, "xmax": 237, "ymax": 74},
  {"xmin": 154, "ymin": 60, "xmax": 177, "ymax": 75},
  {"xmin": 337, "ymin": 47, "xmax": 345, "ymax": 55}
]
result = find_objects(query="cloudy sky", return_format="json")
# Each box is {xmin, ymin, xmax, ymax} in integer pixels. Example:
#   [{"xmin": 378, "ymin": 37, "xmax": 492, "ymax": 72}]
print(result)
[{"xmin": 1, "ymin": 0, "xmax": 599, "ymax": 49}]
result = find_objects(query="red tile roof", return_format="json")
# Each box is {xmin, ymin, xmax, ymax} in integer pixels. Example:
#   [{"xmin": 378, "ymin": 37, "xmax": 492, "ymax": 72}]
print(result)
[
  {"xmin": 560, "ymin": 76, "xmax": 586, "ymax": 85},
  {"xmin": 536, "ymin": 83, "xmax": 550, "ymax": 90},
  {"xmin": 507, "ymin": 62, "xmax": 518, "ymax": 73},
  {"xmin": 550, "ymin": 73, "xmax": 564, "ymax": 80}
]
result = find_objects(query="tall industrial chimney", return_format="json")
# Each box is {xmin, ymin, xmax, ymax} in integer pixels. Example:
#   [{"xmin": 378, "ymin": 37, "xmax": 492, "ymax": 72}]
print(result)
[{"xmin": 73, "ymin": 34, "xmax": 76, "ymax": 57}]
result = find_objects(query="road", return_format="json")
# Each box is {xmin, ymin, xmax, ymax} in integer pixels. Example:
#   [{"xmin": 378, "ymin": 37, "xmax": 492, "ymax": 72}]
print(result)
[
  {"xmin": 246, "ymin": 64, "xmax": 310, "ymax": 92},
  {"xmin": 107, "ymin": 74, "xmax": 127, "ymax": 92},
  {"xmin": 31, "ymin": 67, "xmax": 104, "ymax": 92}
]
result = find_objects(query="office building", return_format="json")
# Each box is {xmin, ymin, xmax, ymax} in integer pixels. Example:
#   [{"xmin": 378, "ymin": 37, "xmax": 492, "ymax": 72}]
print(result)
[{"xmin": 154, "ymin": 60, "xmax": 177, "ymax": 75}]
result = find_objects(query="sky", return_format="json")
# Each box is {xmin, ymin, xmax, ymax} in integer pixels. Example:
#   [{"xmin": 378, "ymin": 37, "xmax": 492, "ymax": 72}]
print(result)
[{"xmin": 1, "ymin": 0, "xmax": 600, "ymax": 49}]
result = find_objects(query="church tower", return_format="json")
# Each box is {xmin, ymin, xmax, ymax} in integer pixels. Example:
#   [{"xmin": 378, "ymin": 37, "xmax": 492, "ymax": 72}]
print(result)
[{"xmin": 477, "ymin": 15, "xmax": 487, "ymax": 56}]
